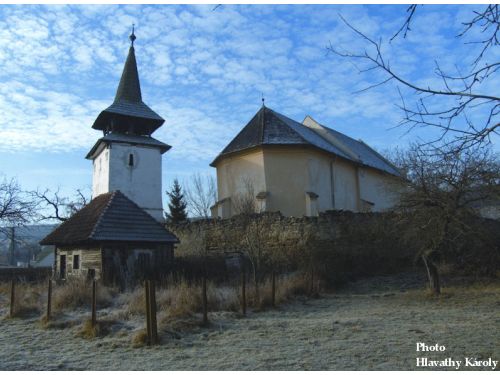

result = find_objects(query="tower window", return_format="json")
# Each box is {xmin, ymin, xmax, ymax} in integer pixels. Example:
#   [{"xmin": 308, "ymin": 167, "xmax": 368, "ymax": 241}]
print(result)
[{"xmin": 128, "ymin": 154, "xmax": 134, "ymax": 167}]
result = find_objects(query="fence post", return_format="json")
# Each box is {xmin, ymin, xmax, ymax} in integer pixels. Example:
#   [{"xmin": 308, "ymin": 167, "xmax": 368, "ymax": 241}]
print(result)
[
  {"xmin": 149, "ymin": 280, "xmax": 158, "ymax": 345},
  {"xmin": 271, "ymin": 269, "xmax": 276, "ymax": 308},
  {"xmin": 145, "ymin": 280, "xmax": 151, "ymax": 345},
  {"xmin": 9, "ymin": 279, "xmax": 15, "ymax": 318},
  {"xmin": 310, "ymin": 266, "xmax": 315, "ymax": 295},
  {"xmin": 241, "ymin": 262, "xmax": 246, "ymax": 316},
  {"xmin": 91, "ymin": 279, "xmax": 97, "ymax": 327},
  {"xmin": 46, "ymin": 278, "xmax": 52, "ymax": 321},
  {"xmin": 202, "ymin": 271, "xmax": 208, "ymax": 326}
]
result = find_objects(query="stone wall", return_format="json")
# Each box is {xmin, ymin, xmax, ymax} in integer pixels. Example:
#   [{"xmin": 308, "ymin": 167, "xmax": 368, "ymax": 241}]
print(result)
[{"xmin": 168, "ymin": 211, "xmax": 411, "ymax": 284}]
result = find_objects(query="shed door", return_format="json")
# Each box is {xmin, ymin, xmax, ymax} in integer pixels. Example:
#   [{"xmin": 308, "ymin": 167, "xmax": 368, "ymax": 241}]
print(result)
[{"xmin": 60, "ymin": 255, "xmax": 66, "ymax": 279}]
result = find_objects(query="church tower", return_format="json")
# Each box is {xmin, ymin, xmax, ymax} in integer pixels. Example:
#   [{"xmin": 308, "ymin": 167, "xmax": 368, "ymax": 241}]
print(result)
[{"xmin": 86, "ymin": 28, "xmax": 170, "ymax": 222}]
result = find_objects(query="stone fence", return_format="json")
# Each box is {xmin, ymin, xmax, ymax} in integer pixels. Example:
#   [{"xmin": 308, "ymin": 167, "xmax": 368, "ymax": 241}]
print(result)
[{"xmin": 168, "ymin": 211, "xmax": 412, "ymax": 284}]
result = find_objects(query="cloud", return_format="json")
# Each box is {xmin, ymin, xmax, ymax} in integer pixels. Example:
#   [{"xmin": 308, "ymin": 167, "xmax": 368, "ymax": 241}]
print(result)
[{"xmin": 0, "ymin": 3, "xmax": 496, "ymax": 168}]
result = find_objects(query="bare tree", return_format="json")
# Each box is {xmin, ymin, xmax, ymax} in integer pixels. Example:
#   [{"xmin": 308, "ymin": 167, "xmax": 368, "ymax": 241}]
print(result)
[
  {"xmin": 329, "ymin": 5, "xmax": 499, "ymax": 153},
  {"xmin": 232, "ymin": 176, "xmax": 257, "ymax": 215},
  {"xmin": 31, "ymin": 188, "xmax": 89, "ymax": 222},
  {"xmin": 0, "ymin": 177, "xmax": 36, "ymax": 231},
  {"xmin": 184, "ymin": 173, "xmax": 217, "ymax": 219},
  {"xmin": 390, "ymin": 144, "xmax": 500, "ymax": 294},
  {"xmin": 233, "ymin": 177, "xmax": 268, "ymax": 305}
]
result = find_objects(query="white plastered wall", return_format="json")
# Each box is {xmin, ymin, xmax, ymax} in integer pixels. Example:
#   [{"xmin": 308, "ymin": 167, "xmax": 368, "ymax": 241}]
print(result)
[{"xmin": 91, "ymin": 142, "xmax": 164, "ymax": 221}]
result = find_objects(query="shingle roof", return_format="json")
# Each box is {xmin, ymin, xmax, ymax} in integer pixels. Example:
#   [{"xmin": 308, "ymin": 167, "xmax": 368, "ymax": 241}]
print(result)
[
  {"xmin": 92, "ymin": 45, "xmax": 165, "ymax": 135},
  {"xmin": 210, "ymin": 106, "xmax": 401, "ymax": 177},
  {"xmin": 86, "ymin": 133, "xmax": 171, "ymax": 159},
  {"xmin": 304, "ymin": 117, "xmax": 401, "ymax": 176},
  {"xmin": 40, "ymin": 191, "xmax": 178, "ymax": 246}
]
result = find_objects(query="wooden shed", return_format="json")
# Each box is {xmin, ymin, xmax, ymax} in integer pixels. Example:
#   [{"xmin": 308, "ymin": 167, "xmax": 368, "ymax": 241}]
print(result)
[{"xmin": 40, "ymin": 190, "xmax": 178, "ymax": 289}]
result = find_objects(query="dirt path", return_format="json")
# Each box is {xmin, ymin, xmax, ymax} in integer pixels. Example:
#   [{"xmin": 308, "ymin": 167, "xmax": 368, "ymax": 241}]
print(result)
[{"xmin": 1, "ymin": 273, "xmax": 499, "ymax": 370}]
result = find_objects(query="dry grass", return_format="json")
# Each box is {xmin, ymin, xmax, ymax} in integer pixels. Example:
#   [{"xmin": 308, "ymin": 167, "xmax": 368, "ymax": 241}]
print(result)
[
  {"xmin": 1, "ymin": 272, "xmax": 498, "ymax": 370},
  {"xmin": 401, "ymin": 279, "xmax": 500, "ymax": 303},
  {"xmin": 76, "ymin": 319, "xmax": 113, "ymax": 339},
  {"xmin": 255, "ymin": 273, "xmax": 310, "ymax": 309},
  {"xmin": 131, "ymin": 329, "xmax": 149, "ymax": 347},
  {"xmin": 52, "ymin": 278, "xmax": 115, "ymax": 312},
  {"xmin": 119, "ymin": 273, "xmax": 310, "ymax": 328},
  {"xmin": 1, "ymin": 281, "xmax": 46, "ymax": 318}
]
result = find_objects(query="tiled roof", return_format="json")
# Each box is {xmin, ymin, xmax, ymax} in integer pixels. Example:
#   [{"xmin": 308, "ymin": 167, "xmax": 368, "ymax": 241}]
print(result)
[
  {"xmin": 86, "ymin": 133, "xmax": 171, "ymax": 159},
  {"xmin": 40, "ymin": 191, "xmax": 178, "ymax": 246},
  {"xmin": 210, "ymin": 106, "xmax": 401, "ymax": 176},
  {"xmin": 92, "ymin": 45, "xmax": 165, "ymax": 135}
]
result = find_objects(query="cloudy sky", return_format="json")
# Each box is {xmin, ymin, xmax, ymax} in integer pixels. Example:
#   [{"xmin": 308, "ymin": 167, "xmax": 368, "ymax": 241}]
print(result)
[{"xmin": 0, "ymin": 4, "xmax": 497, "ymax": 208}]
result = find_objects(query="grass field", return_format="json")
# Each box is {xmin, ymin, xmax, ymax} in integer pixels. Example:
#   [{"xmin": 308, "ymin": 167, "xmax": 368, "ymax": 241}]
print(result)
[{"xmin": 0, "ymin": 272, "xmax": 498, "ymax": 370}]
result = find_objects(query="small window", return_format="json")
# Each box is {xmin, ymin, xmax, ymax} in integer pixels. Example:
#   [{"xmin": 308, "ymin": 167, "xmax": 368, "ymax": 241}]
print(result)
[
  {"xmin": 73, "ymin": 254, "xmax": 80, "ymax": 270},
  {"xmin": 128, "ymin": 154, "xmax": 134, "ymax": 167}
]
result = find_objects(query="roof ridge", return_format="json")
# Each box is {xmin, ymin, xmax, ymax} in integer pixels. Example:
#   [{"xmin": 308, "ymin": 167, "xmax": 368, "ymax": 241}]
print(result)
[
  {"xmin": 268, "ymin": 108, "xmax": 311, "ymax": 145},
  {"xmin": 88, "ymin": 191, "xmax": 117, "ymax": 240},
  {"xmin": 302, "ymin": 115, "xmax": 361, "ymax": 162}
]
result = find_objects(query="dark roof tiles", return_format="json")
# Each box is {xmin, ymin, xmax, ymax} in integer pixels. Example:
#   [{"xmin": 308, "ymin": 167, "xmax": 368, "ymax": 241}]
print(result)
[
  {"xmin": 40, "ymin": 191, "xmax": 178, "ymax": 246},
  {"xmin": 211, "ymin": 106, "xmax": 401, "ymax": 177},
  {"xmin": 92, "ymin": 45, "xmax": 165, "ymax": 135}
]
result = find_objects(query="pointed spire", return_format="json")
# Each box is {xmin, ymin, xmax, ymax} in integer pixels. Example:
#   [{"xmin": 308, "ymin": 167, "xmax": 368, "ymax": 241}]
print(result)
[
  {"xmin": 114, "ymin": 40, "xmax": 142, "ymax": 103},
  {"xmin": 92, "ymin": 27, "xmax": 165, "ymax": 136}
]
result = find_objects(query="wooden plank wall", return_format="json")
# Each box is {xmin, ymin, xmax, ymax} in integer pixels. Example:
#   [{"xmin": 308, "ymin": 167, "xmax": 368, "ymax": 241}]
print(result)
[{"xmin": 56, "ymin": 248, "xmax": 102, "ymax": 280}]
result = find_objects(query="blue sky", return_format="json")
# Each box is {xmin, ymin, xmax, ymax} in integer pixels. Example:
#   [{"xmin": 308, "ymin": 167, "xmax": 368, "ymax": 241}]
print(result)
[{"xmin": 0, "ymin": 4, "xmax": 497, "ymax": 209}]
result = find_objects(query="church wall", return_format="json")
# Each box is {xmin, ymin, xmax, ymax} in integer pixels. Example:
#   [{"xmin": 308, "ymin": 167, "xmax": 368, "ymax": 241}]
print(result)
[
  {"xmin": 264, "ymin": 147, "xmax": 323, "ymax": 217},
  {"xmin": 332, "ymin": 158, "xmax": 359, "ymax": 211},
  {"xmin": 358, "ymin": 168, "xmax": 401, "ymax": 211},
  {"xmin": 108, "ymin": 143, "xmax": 163, "ymax": 221},
  {"xmin": 215, "ymin": 149, "xmax": 266, "ymax": 216}
]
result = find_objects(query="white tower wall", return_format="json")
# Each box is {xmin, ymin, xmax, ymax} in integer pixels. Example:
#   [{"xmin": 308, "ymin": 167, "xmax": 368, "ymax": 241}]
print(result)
[{"xmin": 92, "ymin": 143, "xmax": 164, "ymax": 221}]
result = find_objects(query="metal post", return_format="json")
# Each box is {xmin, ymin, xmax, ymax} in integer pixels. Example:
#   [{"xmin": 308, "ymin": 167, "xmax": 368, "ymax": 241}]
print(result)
[
  {"xmin": 91, "ymin": 279, "xmax": 97, "ymax": 327},
  {"xmin": 9, "ymin": 279, "xmax": 15, "ymax": 318}
]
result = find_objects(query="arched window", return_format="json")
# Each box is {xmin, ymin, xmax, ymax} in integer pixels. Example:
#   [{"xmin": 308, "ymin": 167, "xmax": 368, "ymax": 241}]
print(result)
[{"xmin": 128, "ymin": 154, "xmax": 134, "ymax": 167}]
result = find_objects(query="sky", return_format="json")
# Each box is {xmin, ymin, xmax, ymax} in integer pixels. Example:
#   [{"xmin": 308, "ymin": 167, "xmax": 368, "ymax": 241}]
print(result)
[{"xmin": 0, "ymin": 4, "xmax": 497, "ymax": 212}]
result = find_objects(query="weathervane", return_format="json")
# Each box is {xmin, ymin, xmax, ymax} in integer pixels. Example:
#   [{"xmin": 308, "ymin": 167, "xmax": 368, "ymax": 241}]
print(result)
[
  {"xmin": 130, "ymin": 24, "xmax": 136, "ymax": 46},
  {"xmin": 261, "ymin": 93, "xmax": 265, "ymax": 107}
]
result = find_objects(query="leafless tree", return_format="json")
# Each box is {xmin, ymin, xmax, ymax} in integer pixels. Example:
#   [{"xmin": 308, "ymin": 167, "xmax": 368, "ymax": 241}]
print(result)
[
  {"xmin": 0, "ymin": 177, "xmax": 36, "ymax": 232},
  {"xmin": 329, "ymin": 5, "xmax": 499, "ymax": 153},
  {"xmin": 184, "ymin": 173, "xmax": 217, "ymax": 219},
  {"xmin": 232, "ymin": 176, "xmax": 257, "ymax": 215},
  {"xmin": 31, "ymin": 188, "xmax": 89, "ymax": 222},
  {"xmin": 233, "ymin": 177, "xmax": 268, "ymax": 305},
  {"xmin": 390, "ymin": 144, "xmax": 500, "ymax": 294}
]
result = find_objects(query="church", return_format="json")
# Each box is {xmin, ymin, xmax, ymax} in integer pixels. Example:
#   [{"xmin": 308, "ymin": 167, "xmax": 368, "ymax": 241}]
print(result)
[
  {"xmin": 40, "ymin": 29, "xmax": 178, "ymax": 288},
  {"xmin": 210, "ymin": 105, "xmax": 402, "ymax": 218}
]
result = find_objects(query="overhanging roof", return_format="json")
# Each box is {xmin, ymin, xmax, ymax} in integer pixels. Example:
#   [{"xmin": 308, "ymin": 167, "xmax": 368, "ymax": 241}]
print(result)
[
  {"xmin": 86, "ymin": 133, "xmax": 171, "ymax": 159},
  {"xmin": 40, "ymin": 191, "xmax": 178, "ymax": 246},
  {"xmin": 210, "ymin": 106, "xmax": 401, "ymax": 177}
]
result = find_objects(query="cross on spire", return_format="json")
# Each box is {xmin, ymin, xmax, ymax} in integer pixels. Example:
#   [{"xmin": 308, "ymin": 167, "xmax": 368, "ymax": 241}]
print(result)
[{"xmin": 130, "ymin": 24, "xmax": 136, "ymax": 46}]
